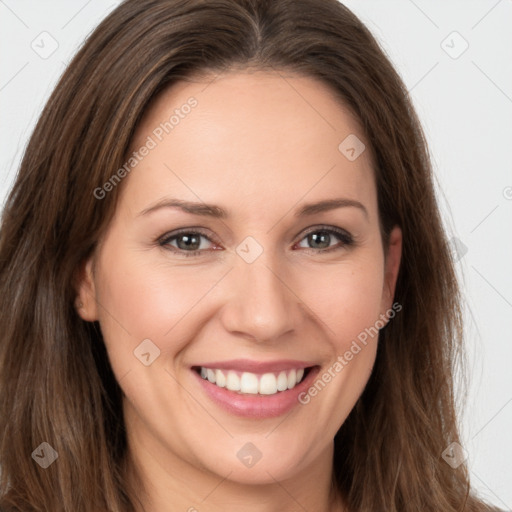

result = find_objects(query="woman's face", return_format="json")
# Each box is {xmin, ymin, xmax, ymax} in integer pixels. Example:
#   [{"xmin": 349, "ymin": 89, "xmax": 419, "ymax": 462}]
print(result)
[{"xmin": 78, "ymin": 70, "xmax": 401, "ymax": 487}]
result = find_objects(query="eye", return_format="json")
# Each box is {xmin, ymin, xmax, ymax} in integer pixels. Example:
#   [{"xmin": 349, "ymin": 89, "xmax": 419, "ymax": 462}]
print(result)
[
  {"xmin": 295, "ymin": 226, "xmax": 354, "ymax": 253},
  {"xmin": 158, "ymin": 228, "xmax": 218, "ymax": 257}
]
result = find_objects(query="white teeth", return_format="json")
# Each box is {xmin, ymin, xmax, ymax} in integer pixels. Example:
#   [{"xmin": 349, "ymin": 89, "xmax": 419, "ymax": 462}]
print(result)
[
  {"xmin": 277, "ymin": 371, "xmax": 288, "ymax": 391},
  {"xmin": 259, "ymin": 373, "xmax": 277, "ymax": 395},
  {"xmin": 226, "ymin": 371, "xmax": 240, "ymax": 391},
  {"xmin": 198, "ymin": 366, "xmax": 308, "ymax": 395},
  {"xmin": 215, "ymin": 369, "xmax": 226, "ymax": 387},
  {"xmin": 287, "ymin": 369, "xmax": 297, "ymax": 389},
  {"xmin": 240, "ymin": 372, "xmax": 259, "ymax": 394}
]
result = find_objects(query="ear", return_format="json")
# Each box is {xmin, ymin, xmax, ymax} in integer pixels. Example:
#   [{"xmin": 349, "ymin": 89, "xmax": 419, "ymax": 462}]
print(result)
[
  {"xmin": 380, "ymin": 225, "xmax": 402, "ymax": 315},
  {"xmin": 74, "ymin": 256, "xmax": 100, "ymax": 322}
]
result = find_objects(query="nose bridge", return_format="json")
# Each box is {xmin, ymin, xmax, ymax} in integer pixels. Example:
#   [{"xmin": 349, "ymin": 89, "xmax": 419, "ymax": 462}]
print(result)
[{"xmin": 221, "ymin": 245, "xmax": 297, "ymax": 342}]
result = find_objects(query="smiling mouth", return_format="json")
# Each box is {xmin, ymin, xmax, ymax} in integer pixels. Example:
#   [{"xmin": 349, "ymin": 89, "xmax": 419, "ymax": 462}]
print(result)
[{"xmin": 191, "ymin": 365, "xmax": 315, "ymax": 396}]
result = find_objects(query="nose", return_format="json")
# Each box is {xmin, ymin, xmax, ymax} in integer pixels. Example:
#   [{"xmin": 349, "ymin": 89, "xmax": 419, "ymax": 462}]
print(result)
[{"xmin": 219, "ymin": 252, "xmax": 301, "ymax": 343}]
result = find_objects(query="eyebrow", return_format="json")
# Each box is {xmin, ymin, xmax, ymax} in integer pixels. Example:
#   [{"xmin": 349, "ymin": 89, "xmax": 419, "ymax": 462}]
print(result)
[{"xmin": 137, "ymin": 197, "xmax": 369, "ymax": 220}]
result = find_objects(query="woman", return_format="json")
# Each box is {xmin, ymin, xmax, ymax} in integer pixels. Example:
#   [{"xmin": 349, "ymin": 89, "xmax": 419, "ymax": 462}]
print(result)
[{"xmin": 0, "ymin": 0, "xmax": 503, "ymax": 511}]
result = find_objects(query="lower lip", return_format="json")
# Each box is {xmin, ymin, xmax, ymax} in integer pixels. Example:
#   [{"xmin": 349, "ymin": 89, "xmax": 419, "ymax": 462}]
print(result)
[{"xmin": 191, "ymin": 366, "xmax": 320, "ymax": 419}]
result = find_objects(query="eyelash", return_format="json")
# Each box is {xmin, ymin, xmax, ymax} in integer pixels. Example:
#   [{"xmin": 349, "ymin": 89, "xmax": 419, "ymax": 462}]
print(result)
[{"xmin": 157, "ymin": 225, "xmax": 354, "ymax": 258}]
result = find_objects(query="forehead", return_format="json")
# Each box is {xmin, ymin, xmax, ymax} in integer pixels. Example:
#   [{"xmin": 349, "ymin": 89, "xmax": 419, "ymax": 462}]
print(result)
[{"xmin": 123, "ymin": 70, "xmax": 377, "ymax": 221}]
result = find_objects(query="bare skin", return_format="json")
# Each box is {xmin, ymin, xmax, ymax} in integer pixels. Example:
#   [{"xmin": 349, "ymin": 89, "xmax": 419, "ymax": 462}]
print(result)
[{"xmin": 77, "ymin": 69, "xmax": 402, "ymax": 512}]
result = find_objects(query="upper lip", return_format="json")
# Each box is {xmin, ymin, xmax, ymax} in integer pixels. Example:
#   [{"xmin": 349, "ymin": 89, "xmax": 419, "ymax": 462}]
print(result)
[{"xmin": 192, "ymin": 359, "xmax": 317, "ymax": 373}]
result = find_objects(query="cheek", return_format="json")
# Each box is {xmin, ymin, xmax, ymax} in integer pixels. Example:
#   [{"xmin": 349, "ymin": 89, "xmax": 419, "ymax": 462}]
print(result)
[
  {"xmin": 290, "ymin": 259, "xmax": 385, "ymax": 447},
  {"xmin": 300, "ymin": 258, "xmax": 385, "ymax": 347},
  {"xmin": 94, "ymin": 245, "xmax": 227, "ymax": 355}
]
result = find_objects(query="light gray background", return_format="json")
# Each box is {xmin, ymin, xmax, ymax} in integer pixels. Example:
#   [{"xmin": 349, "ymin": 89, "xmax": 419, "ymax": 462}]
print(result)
[{"xmin": 0, "ymin": 0, "xmax": 511, "ymax": 509}]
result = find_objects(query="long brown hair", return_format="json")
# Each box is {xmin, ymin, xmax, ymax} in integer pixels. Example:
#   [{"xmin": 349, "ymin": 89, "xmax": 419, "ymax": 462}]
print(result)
[{"xmin": 0, "ymin": 0, "xmax": 501, "ymax": 510}]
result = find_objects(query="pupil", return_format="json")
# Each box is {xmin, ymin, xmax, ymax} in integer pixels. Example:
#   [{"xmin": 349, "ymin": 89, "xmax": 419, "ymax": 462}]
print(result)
[{"xmin": 310, "ymin": 232, "xmax": 330, "ymax": 249}]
